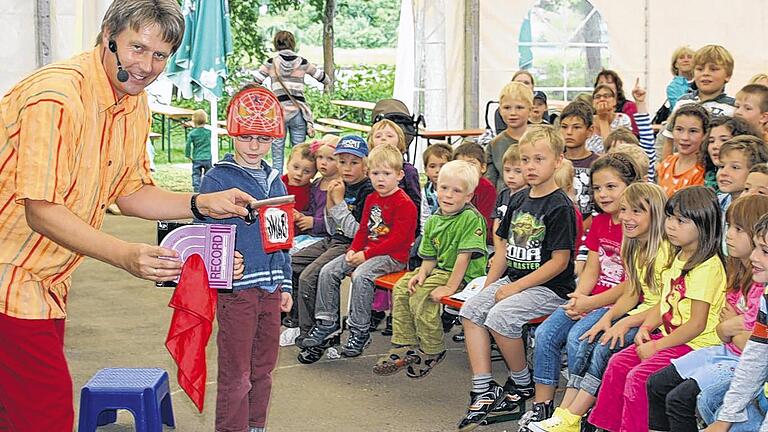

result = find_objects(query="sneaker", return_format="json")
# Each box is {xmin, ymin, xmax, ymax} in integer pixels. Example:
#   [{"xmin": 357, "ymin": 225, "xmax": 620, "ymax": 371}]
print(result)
[
  {"xmin": 518, "ymin": 401, "xmax": 555, "ymax": 430},
  {"xmin": 297, "ymin": 346, "xmax": 326, "ymax": 364},
  {"xmin": 281, "ymin": 316, "xmax": 299, "ymax": 328},
  {"xmin": 369, "ymin": 310, "xmax": 386, "ymax": 332},
  {"xmin": 493, "ymin": 378, "xmax": 534, "ymax": 414},
  {"xmin": 452, "ymin": 330, "xmax": 465, "ymax": 343},
  {"xmin": 527, "ymin": 407, "xmax": 583, "ymax": 432},
  {"xmin": 457, "ymin": 381, "xmax": 507, "ymax": 431},
  {"xmin": 341, "ymin": 330, "xmax": 371, "ymax": 357},
  {"xmin": 298, "ymin": 322, "xmax": 341, "ymax": 349}
]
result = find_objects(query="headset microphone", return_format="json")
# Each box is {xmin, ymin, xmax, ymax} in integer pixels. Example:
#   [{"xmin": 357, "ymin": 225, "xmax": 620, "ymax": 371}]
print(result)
[{"xmin": 108, "ymin": 40, "xmax": 129, "ymax": 83}]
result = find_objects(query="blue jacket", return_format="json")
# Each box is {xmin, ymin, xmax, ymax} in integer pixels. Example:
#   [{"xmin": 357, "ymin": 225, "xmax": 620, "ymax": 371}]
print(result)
[{"xmin": 198, "ymin": 154, "xmax": 292, "ymax": 293}]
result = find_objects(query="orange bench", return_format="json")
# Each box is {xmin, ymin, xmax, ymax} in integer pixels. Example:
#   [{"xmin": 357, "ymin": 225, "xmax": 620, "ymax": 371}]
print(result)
[{"xmin": 373, "ymin": 272, "xmax": 549, "ymax": 326}]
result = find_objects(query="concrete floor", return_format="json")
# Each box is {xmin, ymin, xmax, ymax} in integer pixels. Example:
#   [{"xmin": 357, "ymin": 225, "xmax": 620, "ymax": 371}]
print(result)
[{"xmin": 67, "ymin": 215, "xmax": 535, "ymax": 432}]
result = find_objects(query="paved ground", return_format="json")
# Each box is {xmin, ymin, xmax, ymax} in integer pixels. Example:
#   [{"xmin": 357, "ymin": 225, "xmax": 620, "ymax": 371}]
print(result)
[{"xmin": 67, "ymin": 214, "xmax": 543, "ymax": 431}]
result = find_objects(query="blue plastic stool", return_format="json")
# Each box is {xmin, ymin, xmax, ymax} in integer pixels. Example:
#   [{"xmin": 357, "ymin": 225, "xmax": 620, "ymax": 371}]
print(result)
[{"xmin": 78, "ymin": 368, "xmax": 175, "ymax": 432}]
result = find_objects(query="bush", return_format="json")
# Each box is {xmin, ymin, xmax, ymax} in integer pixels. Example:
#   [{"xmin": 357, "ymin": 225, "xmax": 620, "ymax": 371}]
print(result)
[{"xmin": 305, "ymin": 64, "xmax": 395, "ymax": 124}]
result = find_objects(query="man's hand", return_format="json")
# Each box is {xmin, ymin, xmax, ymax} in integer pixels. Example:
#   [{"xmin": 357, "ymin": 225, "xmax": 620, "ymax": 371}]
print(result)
[
  {"xmin": 118, "ymin": 243, "xmax": 183, "ymax": 282},
  {"xmin": 430, "ymin": 285, "xmax": 455, "ymax": 303},
  {"xmin": 197, "ymin": 189, "xmax": 254, "ymax": 219},
  {"xmin": 280, "ymin": 292, "xmax": 293, "ymax": 313},
  {"xmin": 408, "ymin": 272, "xmax": 426, "ymax": 294},
  {"xmin": 233, "ymin": 251, "xmax": 244, "ymax": 280},
  {"xmin": 345, "ymin": 250, "xmax": 365, "ymax": 267},
  {"xmin": 494, "ymin": 282, "xmax": 520, "ymax": 303}
]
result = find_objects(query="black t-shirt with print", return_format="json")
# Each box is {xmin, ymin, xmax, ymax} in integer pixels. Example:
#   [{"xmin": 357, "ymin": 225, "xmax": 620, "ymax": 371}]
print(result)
[{"xmin": 496, "ymin": 187, "xmax": 577, "ymax": 299}]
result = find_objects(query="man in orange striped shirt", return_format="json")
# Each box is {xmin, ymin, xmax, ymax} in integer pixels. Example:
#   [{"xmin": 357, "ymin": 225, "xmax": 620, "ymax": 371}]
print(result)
[{"xmin": 0, "ymin": 1, "xmax": 255, "ymax": 430}]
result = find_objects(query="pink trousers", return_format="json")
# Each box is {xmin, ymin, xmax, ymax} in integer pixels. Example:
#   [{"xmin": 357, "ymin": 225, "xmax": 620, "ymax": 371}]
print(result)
[{"xmin": 588, "ymin": 335, "xmax": 692, "ymax": 432}]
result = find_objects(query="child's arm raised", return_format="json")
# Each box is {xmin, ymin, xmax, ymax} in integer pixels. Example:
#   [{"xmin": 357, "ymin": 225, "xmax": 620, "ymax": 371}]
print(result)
[{"xmin": 632, "ymin": 78, "xmax": 657, "ymax": 178}]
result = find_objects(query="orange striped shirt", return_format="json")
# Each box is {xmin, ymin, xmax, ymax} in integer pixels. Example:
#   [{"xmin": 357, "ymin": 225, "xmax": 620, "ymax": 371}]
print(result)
[{"xmin": 0, "ymin": 47, "xmax": 154, "ymax": 319}]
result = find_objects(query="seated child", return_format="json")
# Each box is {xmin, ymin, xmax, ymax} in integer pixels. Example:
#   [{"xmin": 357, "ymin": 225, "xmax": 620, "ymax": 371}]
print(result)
[
  {"xmin": 523, "ymin": 153, "xmax": 642, "ymax": 430},
  {"xmin": 702, "ymin": 214, "xmax": 768, "ymax": 432},
  {"xmin": 373, "ymin": 160, "xmax": 487, "ymax": 378},
  {"xmin": 704, "ymin": 116, "xmax": 762, "ymax": 192},
  {"xmin": 657, "ymin": 104, "xmax": 710, "ymax": 197},
  {"xmin": 525, "ymin": 183, "xmax": 669, "ymax": 430},
  {"xmin": 745, "ymin": 163, "xmax": 768, "ymax": 196},
  {"xmin": 486, "ymin": 81, "xmax": 533, "ymax": 190},
  {"xmin": 454, "ymin": 142, "xmax": 497, "ymax": 244},
  {"xmin": 530, "ymin": 91, "xmax": 550, "ymax": 125},
  {"xmin": 734, "ymin": 83, "xmax": 768, "ymax": 141},
  {"xmin": 368, "ymin": 119, "xmax": 422, "ymax": 234},
  {"xmin": 421, "ymin": 143, "xmax": 454, "ymax": 231},
  {"xmin": 293, "ymin": 135, "xmax": 373, "ymax": 363},
  {"xmin": 588, "ymin": 186, "xmax": 726, "ymax": 432},
  {"xmin": 716, "ymin": 135, "xmax": 768, "ymax": 213},
  {"xmin": 490, "ymin": 144, "xmax": 527, "ymax": 260},
  {"xmin": 552, "ymin": 159, "xmax": 585, "ymax": 271},
  {"xmin": 456, "ymin": 125, "xmax": 577, "ymax": 430},
  {"xmin": 661, "ymin": 45, "xmax": 736, "ymax": 158},
  {"xmin": 197, "ymin": 86, "xmax": 292, "ymax": 432},
  {"xmin": 185, "ymin": 109, "xmax": 212, "ymax": 192},
  {"xmin": 294, "ymin": 136, "xmax": 340, "ymax": 238},
  {"xmin": 281, "ymin": 142, "xmax": 317, "ymax": 216},
  {"xmin": 646, "ymin": 195, "xmax": 768, "ymax": 432},
  {"xmin": 303, "ymin": 145, "xmax": 417, "ymax": 358}
]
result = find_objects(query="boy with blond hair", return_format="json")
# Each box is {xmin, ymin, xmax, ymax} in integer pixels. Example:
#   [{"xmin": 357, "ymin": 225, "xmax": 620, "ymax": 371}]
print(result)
[
  {"xmin": 457, "ymin": 125, "xmax": 577, "ymax": 430},
  {"xmin": 185, "ymin": 109, "xmax": 213, "ymax": 192},
  {"xmin": 734, "ymin": 84, "xmax": 768, "ymax": 140},
  {"xmin": 303, "ymin": 145, "xmax": 417, "ymax": 357},
  {"xmin": 374, "ymin": 160, "xmax": 487, "ymax": 378},
  {"xmin": 486, "ymin": 81, "xmax": 534, "ymax": 190},
  {"xmin": 661, "ymin": 44, "xmax": 737, "ymax": 158}
]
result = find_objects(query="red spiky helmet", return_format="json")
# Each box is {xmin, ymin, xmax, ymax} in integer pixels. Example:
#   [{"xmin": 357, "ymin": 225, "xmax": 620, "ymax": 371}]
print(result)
[{"xmin": 226, "ymin": 86, "xmax": 285, "ymax": 138}]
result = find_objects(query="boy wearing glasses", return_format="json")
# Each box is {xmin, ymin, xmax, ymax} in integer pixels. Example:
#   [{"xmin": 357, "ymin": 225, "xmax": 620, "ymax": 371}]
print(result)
[{"xmin": 197, "ymin": 85, "xmax": 293, "ymax": 432}]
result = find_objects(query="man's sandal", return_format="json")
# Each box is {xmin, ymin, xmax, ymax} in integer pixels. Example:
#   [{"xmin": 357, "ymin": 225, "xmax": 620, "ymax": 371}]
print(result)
[
  {"xmin": 405, "ymin": 350, "xmax": 447, "ymax": 379},
  {"xmin": 372, "ymin": 346, "xmax": 420, "ymax": 376}
]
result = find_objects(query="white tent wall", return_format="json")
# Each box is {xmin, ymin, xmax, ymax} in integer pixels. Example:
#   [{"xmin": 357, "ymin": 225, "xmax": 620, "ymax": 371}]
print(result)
[
  {"xmin": 396, "ymin": 0, "xmax": 768, "ymax": 131},
  {"xmin": 0, "ymin": 0, "xmax": 111, "ymax": 95}
]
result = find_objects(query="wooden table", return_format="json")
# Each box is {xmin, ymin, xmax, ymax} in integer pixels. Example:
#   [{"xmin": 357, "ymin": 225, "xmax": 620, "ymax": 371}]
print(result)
[
  {"xmin": 418, "ymin": 128, "xmax": 485, "ymax": 145},
  {"xmin": 150, "ymin": 103, "xmax": 196, "ymax": 162},
  {"xmin": 330, "ymin": 100, "xmax": 376, "ymax": 110}
]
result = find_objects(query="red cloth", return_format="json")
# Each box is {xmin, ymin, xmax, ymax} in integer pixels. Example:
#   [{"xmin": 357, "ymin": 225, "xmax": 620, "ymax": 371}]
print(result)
[
  {"xmin": 281, "ymin": 174, "xmax": 311, "ymax": 212},
  {"xmin": 165, "ymin": 254, "xmax": 217, "ymax": 412},
  {"xmin": 350, "ymin": 188, "xmax": 417, "ymax": 263},
  {"xmin": 472, "ymin": 176, "xmax": 497, "ymax": 244}
]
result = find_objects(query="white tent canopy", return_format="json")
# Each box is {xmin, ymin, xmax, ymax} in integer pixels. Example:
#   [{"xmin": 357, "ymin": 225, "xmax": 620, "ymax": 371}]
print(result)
[{"xmin": 394, "ymin": 0, "xmax": 768, "ymax": 131}]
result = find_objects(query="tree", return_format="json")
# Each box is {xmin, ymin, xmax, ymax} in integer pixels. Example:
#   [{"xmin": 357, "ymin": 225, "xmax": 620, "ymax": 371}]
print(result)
[{"xmin": 321, "ymin": 0, "xmax": 336, "ymax": 93}]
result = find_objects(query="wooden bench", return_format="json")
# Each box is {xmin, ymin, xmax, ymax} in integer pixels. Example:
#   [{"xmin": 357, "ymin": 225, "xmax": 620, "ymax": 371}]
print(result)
[
  {"xmin": 317, "ymin": 118, "xmax": 371, "ymax": 134},
  {"xmin": 314, "ymin": 124, "xmax": 343, "ymax": 135}
]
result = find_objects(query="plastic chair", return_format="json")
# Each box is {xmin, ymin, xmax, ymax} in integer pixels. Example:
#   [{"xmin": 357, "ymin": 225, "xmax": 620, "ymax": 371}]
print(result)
[{"xmin": 78, "ymin": 368, "xmax": 175, "ymax": 432}]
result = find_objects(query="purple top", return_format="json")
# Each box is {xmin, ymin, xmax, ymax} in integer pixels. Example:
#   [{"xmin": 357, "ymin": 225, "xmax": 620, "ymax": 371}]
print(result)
[
  {"xmin": 306, "ymin": 178, "xmax": 329, "ymax": 236},
  {"xmin": 400, "ymin": 162, "xmax": 423, "ymax": 234}
]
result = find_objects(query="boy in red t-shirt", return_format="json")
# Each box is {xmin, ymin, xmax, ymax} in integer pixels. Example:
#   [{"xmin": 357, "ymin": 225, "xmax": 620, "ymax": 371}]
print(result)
[
  {"xmin": 302, "ymin": 145, "xmax": 417, "ymax": 357},
  {"xmin": 454, "ymin": 142, "xmax": 497, "ymax": 244},
  {"xmin": 280, "ymin": 143, "xmax": 317, "ymax": 213}
]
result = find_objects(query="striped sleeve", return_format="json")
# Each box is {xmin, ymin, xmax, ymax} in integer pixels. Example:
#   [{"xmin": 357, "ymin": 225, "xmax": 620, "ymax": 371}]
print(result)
[
  {"xmin": 305, "ymin": 61, "xmax": 329, "ymax": 85},
  {"xmin": 634, "ymin": 112, "xmax": 657, "ymax": 181},
  {"xmin": 116, "ymin": 106, "xmax": 154, "ymax": 198},
  {"xmin": 14, "ymin": 87, "xmax": 80, "ymax": 205},
  {"xmin": 252, "ymin": 62, "xmax": 271, "ymax": 84}
]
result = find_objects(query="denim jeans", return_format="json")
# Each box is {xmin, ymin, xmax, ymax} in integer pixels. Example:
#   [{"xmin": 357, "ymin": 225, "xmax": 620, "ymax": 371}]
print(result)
[
  {"xmin": 568, "ymin": 322, "xmax": 640, "ymax": 396},
  {"xmin": 191, "ymin": 159, "xmax": 212, "ymax": 192},
  {"xmin": 698, "ymin": 379, "xmax": 768, "ymax": 432},
  {"xmin": 532, "ymin": 306, "xmax": 609, "ymax": 386},
  {"xmin": 271, "ymin": 113, "xmax": 307, "ymax": 174}
]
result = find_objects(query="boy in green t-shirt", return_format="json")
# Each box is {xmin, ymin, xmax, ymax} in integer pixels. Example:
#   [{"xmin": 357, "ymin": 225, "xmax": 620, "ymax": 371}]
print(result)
[
  {"xmin": 373, "ymin": 160, "xmax": 488, "ymax": 378},
  {"xmin": 185, "ymin": 109, "xmax": 213, "ymax": 192}
]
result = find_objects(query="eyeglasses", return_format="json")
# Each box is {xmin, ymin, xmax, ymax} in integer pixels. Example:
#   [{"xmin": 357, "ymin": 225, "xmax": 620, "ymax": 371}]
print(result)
[
  {"xmin": 236, "ymin": 135, "xmax": 274, "ymax": 144},
  {"xmin": 593, "ymin": 93, "xmax": 614, "ymax": 100}
]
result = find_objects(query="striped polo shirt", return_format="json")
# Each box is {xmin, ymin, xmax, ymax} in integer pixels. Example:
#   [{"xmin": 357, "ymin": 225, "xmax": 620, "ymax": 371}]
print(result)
[{"xmin": 0, "ymin": 47, "xmax": 154, "ymax": 319}]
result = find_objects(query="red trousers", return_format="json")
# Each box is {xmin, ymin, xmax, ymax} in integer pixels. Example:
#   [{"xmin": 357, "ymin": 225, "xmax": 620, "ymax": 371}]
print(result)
[
  {"xmin": 0, "ymin": 313, "xmax": 73, "ymax": 432},
  {"xmin": 215, "ymin": 289, "xmax": 281, "ymax": 432}
]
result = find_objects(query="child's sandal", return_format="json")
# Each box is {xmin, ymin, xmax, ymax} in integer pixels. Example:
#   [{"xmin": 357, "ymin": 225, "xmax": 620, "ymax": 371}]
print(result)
[
  {"xmin": 405, "ymin": 350, "xmax": 446, "ymax": 379},
  {"xmin": 372, "ymin": 346, "xmax": 419, "ymax": 376}
]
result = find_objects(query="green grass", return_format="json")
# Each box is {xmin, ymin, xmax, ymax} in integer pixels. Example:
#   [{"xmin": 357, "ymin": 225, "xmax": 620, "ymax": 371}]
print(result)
[{"xmin": 152, "ymin": 164, "xmax": 193, "ymax": 192}]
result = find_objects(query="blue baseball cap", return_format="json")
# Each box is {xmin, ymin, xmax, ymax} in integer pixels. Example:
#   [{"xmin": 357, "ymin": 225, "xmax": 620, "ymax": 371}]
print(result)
[{"xmin": 334, "ymin": 135, "xmax": 369, "ymax": 158}]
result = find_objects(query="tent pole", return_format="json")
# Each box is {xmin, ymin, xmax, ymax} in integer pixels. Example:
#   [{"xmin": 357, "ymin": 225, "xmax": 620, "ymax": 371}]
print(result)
[
  {"xmin": 210, "ymin": 95, "xmax": 219, "ymax": 162},
  {"xmin": 464, "ymin": 0, "xmax": 479, "ymax": 129}
]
